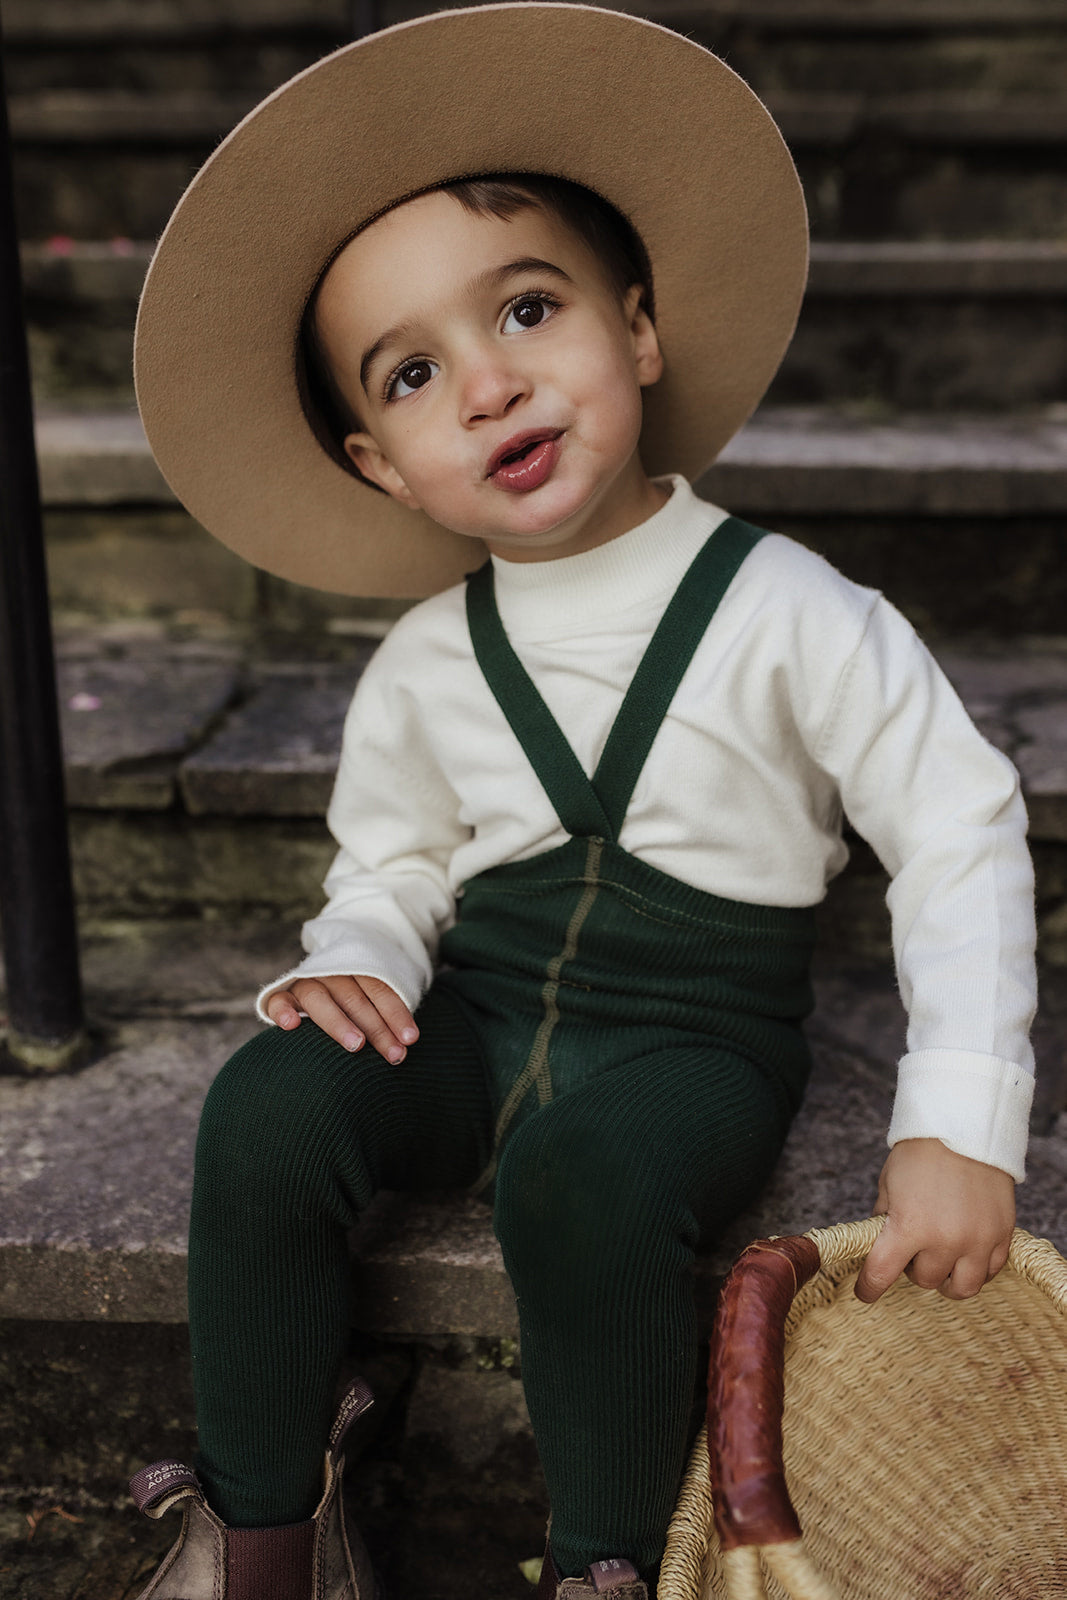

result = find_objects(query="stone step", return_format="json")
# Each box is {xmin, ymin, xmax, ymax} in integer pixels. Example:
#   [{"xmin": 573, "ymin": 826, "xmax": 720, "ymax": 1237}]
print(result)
[
  {"xmin": 6, "ymin": 0, "xmax": 1067, "ymax": 64},
  {"xmin": 6, "ymin": 41, "xmax": 341, "ymax": 100},
  {"xmin": 5, "ymin": 0, "xmax": 1067, "ymax": 39},
  {"xmin": 0, "ymin": 0, "xmax": 350, "ymax": 35},
  {"xmin": 22, "ymin": 240, "xmax": 1067, "ymax": 411},
  {"xmin": 39, "ymin": 626, "xmax": 1067, "ymax": 967},
  {"xmin": 14, "ymin": 86, "xmax": 1067, "ymax": 146},
  {"xmin": 34, "ymin": 406, "xmax": 1067, "ymax": 635},
  {"xmin": 783, "ymin": 244, "xmax": 1067, "ymax": 410},
  {"xmin": 25, "ymin": 237, "xmax": 1067, "ymax": 301},
  {"xmin": 10, "ymin": 35, "xmax": 1067, "ymax": 99},
  {"xmin": 1, "ymin": 921, "xmax": 1064, "ymax": 1331},
  {"xmin": 9, "ymin": 83, "xmax": 1067, "ymax": 237},
  {"xmin": 35, "ymin": 404, "xmax": 1067, "ymax": 515},
  {"xmin": 3, "ymin": 931, "xmax": 1062, "ymax": 1598}
]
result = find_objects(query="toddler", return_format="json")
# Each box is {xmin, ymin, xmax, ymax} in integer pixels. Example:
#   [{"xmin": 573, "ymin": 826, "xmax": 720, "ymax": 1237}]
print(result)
[{"xmin": 129, "ymin": 9, "xmax": 1035, "ymax": 1599}]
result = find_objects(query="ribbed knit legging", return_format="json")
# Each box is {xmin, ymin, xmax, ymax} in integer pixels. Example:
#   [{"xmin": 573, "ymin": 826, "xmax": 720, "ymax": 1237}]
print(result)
[{"xmin": 188, "ymin": 984, "xmax": 793, "ymax": 1579}]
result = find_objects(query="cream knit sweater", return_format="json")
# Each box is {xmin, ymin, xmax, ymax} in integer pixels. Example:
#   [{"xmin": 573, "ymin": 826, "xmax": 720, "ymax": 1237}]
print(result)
[{"xmin": 258, "ymin": 478, "xmax": 1036, "ymax": 1180}]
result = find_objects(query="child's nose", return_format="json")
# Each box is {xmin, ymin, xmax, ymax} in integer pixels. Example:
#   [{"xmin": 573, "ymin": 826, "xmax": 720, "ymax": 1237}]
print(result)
[{"xmin": 458, "ymin": 351, "xmax": 530, "ymax": 425}]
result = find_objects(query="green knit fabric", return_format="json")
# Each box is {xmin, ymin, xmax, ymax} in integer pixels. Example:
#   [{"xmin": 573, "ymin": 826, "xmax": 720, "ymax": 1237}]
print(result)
[
  {"xmin": 189, "ymin": 985, "xmax": 495, "ymax": 1527},
  {"xmin": 189, "ymin": 992, "xmax": 795, "ymax": 1576},
  {"xmin": 493, "ymin": 1039, "xmax": 794, "ymax": 1576},
  {"xmin": 438, "ymin": 836, "xmax": 814, "ymax": 1189}
]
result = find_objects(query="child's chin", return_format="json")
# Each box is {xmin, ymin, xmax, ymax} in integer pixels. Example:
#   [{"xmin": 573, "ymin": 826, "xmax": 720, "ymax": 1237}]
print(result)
[
  {"xmin": 434, "ymin": 480, "xmax": 595, "ymax": 549},
  {"xmin": 498, "ymin": 485, "xmax": 597, "ymax": 538},
  {"xmin": 488, "ymin": 510, "xmax": 589, "ymax": 551}
]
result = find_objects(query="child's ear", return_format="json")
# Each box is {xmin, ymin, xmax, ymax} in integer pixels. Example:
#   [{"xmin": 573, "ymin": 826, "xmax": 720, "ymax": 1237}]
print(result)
[
  {"xmin": 343, "ymin": 432, "xmax": 422, "ymax": 509},
  {"xmin": 623, "ymin": 284, "xmax": 663, "ymax": 390}
]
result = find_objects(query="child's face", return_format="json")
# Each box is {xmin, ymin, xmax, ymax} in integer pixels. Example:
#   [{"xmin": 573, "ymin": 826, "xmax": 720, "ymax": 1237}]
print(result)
[{"xmin": 313, "ymin": 189, "xmax": 665, "ymax": 561}]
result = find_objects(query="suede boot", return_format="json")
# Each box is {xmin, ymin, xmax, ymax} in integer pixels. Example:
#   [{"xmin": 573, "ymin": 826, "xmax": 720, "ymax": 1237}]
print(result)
[
  {"xmin": 536, "ymin": 1548, "xmax": 648, "ymax": 1600},
  {"xmin": 129, "ymin": 1378, "xmax": 379, "ymax": 1600}
]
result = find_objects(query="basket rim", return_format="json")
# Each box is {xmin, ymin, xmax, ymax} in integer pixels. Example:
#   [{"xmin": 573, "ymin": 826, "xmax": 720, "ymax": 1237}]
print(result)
[{"xmin": 659, "ymin": 1218, "xmax": 1067, "ymax": 1600}]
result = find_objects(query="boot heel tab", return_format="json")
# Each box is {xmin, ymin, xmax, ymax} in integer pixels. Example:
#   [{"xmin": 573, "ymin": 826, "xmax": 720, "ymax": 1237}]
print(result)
[
  {"xmin": 587, "ymin": 1560, "xmax": 645, "ymax": 1595},
  {"xmin": 328, "ymin": 1377, "xmax": 375, "ymax": 1461},
  {"xmin": 130, "ymin": 1460, "xmax": 201, "ymax": 1519}
]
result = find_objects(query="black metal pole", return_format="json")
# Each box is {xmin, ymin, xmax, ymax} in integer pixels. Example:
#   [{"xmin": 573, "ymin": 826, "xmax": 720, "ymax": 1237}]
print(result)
[{"xmin": 0, "ymin": 18, "xmax": 88, "ymax": 1073}]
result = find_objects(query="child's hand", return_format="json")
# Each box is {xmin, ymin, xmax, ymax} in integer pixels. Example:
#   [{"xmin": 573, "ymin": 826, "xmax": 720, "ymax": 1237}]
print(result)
[
  {"xmin": 264, "ymin": 975, "xmax": 419, "ymax": 1063},
  {"xmin": 854, "ymin": 1138, "xmax": 1015, "ymax": 1304}
]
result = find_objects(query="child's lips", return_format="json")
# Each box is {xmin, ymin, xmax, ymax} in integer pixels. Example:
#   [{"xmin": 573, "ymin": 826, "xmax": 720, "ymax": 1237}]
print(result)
[{"xmin": 486, "ymin": 429, "xmax": 564, "ymax": 493}]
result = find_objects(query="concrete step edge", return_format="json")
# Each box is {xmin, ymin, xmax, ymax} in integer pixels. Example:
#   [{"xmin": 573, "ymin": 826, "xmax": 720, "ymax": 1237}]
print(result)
[
  {"xmin": 51, "ymin": 630, "xmax": 1067, "ymax": 841},
  {"xmin": 35, "ymin": 405, "xmax": 1067, "ymax": 515},
  {"xmin": 2, "ymin": 968, "xmax": 1064, "ymax": 1327},
  {"xmin": 11, "ymin": 87, "xmax": 1067, "ymax": 146},
  {"xmin": 650, "ymin": 0, "xmax": 1067, "ymax": 26},
  {"xmin": 0, "ymin": 0, "xmax": 348, "ymax": 39},
  {"xmin": 22, "ymin": 238, "xmax": 1067, "ymax": 301},
  {"xmin": 5, "ymin": 0, "xmax": 1067, "ymax": 41}
]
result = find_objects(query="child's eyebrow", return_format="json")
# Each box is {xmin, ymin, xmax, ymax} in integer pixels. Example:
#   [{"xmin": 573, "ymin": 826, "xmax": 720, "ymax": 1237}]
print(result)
[{"xmin": 359, "ymin": 257, "xmax": 573, "ymax": 394}]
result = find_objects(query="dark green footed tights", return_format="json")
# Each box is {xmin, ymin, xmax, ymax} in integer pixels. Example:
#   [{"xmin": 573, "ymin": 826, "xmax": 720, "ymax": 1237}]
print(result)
[{"xmin": 189, "ymin": 986, "xmax": 795, "ymax": 1579}]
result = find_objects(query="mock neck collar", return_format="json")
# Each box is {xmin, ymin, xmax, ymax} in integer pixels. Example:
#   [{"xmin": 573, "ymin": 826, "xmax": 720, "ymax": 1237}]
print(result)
[{"xmin": 489, "ymin": 477, "xmax": 730, "ymax": 640}]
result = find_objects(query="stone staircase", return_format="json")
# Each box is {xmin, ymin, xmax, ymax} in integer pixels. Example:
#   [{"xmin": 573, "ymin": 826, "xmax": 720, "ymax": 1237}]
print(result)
[{"xmin": 2, "ymin": 3, "xmax": 1067, "ymax": 1595}]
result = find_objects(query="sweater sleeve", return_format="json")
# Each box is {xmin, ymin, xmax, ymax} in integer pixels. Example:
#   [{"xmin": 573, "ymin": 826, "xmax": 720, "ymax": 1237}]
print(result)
[
  {"xmin": 255, "ymin": 623, "xmax": 469, "ymax": 1021},
  {"xmin": 815, "ymin": 594, "xmax": 1036, "ymax": 1181}
]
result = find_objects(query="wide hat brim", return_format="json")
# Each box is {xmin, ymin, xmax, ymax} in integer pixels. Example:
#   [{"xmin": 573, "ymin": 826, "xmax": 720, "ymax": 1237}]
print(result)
[{"xmin": 135, "ymin": 2, "xmax": 808, "ymax": 599}]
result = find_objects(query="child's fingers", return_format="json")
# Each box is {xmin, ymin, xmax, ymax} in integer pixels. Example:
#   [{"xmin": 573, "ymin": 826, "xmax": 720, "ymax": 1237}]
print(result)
[
  {"xmin": 354, "ymin": 975, "xmax": 420, "ymax": 1052},
  {"xmin": 270, "ymin": 975, "xmax": 418, "ymax": 1061},
  {"xmin": 931, "ymin": 1252, "xmax": 991, "ymax": 1301},
  {"xmin": 264, "ymin": 988, "xmax": 303, "ymax": 1029},
  {"xmin": 299, "ymin": 975, "xmax": 416, "ymax": 1062},
  {"xmin": 937, "ymin": 1238, "xmax": 1012, "ymax": 1299},
  {"xmin": 904, "ymin": 1246, "xmax": 967, "ymax": 1296},
  {"xmin": 859, "ymin": 1234, "xmax": 1008, "ymax": 1305},
  {"xmin": 987, "ymin": 1236, "xmax": 1011, "ymax": 1280},
  {"xmin": 854, "ymin": 1225, "xmax": 915, "ymax": 1302},
  {"xmin": 344, "ymin": 998, "xmax": 407, "ymax": 1063},
  {"xmin": 288, "ymin": 978, "xmax": 369, "ymax": 1052}
]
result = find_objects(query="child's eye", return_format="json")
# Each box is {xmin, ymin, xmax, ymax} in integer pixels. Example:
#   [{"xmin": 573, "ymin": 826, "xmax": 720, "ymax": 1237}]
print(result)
[
  {"xmin": 387, "ymin": 358, "xmax": 438, "ymax": 400},
  {"xmin": 502, "ymin": 293, "xmax": 558, "ymax": 334}
]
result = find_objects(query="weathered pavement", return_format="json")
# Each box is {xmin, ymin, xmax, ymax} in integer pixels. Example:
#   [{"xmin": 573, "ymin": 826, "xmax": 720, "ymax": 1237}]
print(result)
[{"xmin": 3, "ymin": 930, "xmax": 1067, "ymax": 1329}]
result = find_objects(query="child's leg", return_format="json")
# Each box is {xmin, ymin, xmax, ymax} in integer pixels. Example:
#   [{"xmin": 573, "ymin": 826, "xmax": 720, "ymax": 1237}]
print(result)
[
  {"xmin": 188, "ymin": 985, "xmax": 492, "ymax": 1527},
  {"xmin": 493, "ymin": 1042, "xmax": 794, "ymax": 1581}
]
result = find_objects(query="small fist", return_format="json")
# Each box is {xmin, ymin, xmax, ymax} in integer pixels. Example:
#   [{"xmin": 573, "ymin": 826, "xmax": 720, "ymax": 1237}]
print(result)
[{"xmin": 854, "ymin": 1139, "xmax": 1014, "ymax": 1304}]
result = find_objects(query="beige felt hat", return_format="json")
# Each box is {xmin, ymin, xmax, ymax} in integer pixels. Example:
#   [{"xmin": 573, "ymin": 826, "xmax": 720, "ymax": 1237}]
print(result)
[{"xmin": 135, "ymin": 2, "xmax": 808, "ymax": 599}]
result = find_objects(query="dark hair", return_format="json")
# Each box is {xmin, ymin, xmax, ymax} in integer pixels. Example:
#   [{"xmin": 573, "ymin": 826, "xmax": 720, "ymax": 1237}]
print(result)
[
  {"xmin": 300, "ymin": 173, "xmax": 654, "ymax": 474},
  {"xmin": 442, "ymin": 174, "xmax": 654, "ymax": 319}
]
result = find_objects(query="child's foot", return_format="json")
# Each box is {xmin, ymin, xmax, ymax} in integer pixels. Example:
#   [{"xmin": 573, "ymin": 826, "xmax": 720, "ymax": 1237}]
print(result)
[{"xmin": 128, "ymin": 1378, "xmax": 379, "ymax": 1599}]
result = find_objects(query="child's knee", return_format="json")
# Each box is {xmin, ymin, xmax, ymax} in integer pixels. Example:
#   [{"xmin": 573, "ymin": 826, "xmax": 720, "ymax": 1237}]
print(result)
[
  {"xmin": 196, "ymin": 1025, "xmax": 351, "ymax": 1181},
  {"xmin": 193, "ymin": 1025, "xmax": 384, "ymax": 1237}
]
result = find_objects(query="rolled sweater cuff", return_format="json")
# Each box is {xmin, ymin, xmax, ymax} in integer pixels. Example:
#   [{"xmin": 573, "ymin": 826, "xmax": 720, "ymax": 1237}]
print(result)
[{"xmin": 887, "ymin": 1049, "xmax": 1034, "ymax": 1183}]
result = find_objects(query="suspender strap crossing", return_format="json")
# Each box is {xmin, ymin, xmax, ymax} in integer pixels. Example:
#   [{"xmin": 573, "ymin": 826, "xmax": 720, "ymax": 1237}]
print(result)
[{"xmin": 464, "ymin": 515, "xmax": 765, "ymax": 841}]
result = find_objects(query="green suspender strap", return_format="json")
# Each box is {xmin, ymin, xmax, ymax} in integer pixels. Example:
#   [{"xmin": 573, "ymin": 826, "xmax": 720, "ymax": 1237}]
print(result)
[{"xmin": 464, "ymin": 516, "xmax": 766, "ymax": 842}]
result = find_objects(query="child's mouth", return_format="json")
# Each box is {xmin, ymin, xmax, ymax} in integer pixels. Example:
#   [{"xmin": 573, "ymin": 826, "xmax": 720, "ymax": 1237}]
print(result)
[{"xmin": 487, "ymin": 430, "xmax": 563, "ymax": 493}]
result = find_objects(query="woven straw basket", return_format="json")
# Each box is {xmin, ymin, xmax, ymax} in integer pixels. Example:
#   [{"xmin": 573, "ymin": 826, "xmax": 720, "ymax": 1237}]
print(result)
[{"xmin": 659, "ymin": 1216, "xmax": 1067, "ymax": 1600}]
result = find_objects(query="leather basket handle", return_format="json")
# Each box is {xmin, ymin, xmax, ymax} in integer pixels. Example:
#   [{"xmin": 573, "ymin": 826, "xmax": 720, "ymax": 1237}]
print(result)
[{"xmin": 707, "ymin": 1234, "xmax": 822, "ymax": 1553}]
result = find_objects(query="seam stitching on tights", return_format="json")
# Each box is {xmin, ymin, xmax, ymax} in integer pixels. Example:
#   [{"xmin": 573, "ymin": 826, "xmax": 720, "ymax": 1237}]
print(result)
[{"xmin": 471, "ymin": 837, "xmax": 603, "ymax": 1193}]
